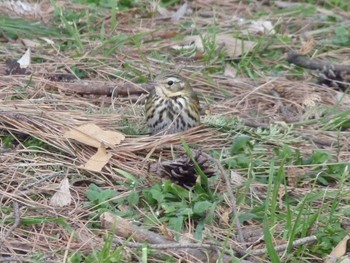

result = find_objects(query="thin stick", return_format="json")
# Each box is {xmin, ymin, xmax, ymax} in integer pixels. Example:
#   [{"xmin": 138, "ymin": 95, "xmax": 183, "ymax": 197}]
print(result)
[
  {"xmin": 0, "ymin": 202, "xmax": 21, "ymax": 247},
  {"xmin": 249, "ymin": 235, "xmax": 317, "ymax": 255},
  {"xmin": 286, "ymin": 51, "xmax": 350, "ymax": 73},
  {"xmin": 21, "ymin": 172, "xmax": 66, "ymax": 190},
  {"xmin": 0, "ymin": 257, "xmax": 21, "ymax": 262},
  {"xmin": 115, "ymin": 240, "xmax": 215, "ymax": 249},
  {"xmin": 101, "ymin": 212, "xmax": 236, "ymax": 263},
  {"xmin": 116, "ymin": 239, "xmax": 248, "ymax": 256},
  {"xmin": 114, "ymin": 240, "xmax": 254, "ymax": 263}
]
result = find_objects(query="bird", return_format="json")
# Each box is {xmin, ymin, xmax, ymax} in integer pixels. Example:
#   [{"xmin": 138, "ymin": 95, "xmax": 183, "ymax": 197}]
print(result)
[{"xmin": 145, "ymin": 72, "xmax": 200, "ymax": 135}]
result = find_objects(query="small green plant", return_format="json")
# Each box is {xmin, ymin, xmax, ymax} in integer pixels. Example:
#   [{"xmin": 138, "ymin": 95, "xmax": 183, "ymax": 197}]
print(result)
[
  {"xmin": 84, "ymin": 232, "xmax": 126, "ymax": 263},
  {"xmin": 85, "ymin": 183, "xmax": 140, "ymax": 219},
  {"xmin": 321, "ymin": 108, "xmax": 350, "ymax": 131},
  {"xmin": 0, "ymin": 16, "xmax": 61, "ymax": 39},
  {"xmin": 142, "ymin": 180, "xmax": 220, "ymax": 239}
]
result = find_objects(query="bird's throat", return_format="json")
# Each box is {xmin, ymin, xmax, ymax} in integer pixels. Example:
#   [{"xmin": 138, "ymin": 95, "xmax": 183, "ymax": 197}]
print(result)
[{"xmin": 155, "ymin": 86, "xmax": 187, "ymax": 98}]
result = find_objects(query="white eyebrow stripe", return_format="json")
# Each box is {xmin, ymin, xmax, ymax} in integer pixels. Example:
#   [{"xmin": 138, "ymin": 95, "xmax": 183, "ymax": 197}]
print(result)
[{"xmin": 166, "ymin": 77, "xmax": 181, "ymax": 83}]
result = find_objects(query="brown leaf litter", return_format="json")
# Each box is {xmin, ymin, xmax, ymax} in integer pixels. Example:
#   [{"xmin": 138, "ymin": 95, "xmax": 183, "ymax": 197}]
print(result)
[
  {"xmin": 1, "ymin": 70, "xmax": 349, "ymax": 261},
  {"xmin": 1, "ymin": 1, "xmax": 350, "ymax": 262}
]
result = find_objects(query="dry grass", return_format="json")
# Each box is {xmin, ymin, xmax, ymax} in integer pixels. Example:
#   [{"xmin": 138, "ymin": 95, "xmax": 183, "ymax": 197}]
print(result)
[{"xmin": 1, "ymin": 1, "xmax": 350, "ymax": 262}]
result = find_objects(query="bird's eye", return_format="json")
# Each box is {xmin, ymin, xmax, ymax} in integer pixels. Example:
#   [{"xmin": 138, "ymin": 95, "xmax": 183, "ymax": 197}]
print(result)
[{"xmin": 167, "ymin": 80, "xmax": 174, "ymax": 86}]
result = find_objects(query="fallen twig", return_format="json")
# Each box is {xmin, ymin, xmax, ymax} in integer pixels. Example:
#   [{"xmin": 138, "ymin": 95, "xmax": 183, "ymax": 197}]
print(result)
[
  {"xmin": 0, "ymin": 75, "xmax": 153, "ymax": 96},
  {"xmin": 286, "ymin": 51, "xmax": 350, "ymax": 90},
  {"xmin": 0, "ymin": 257, "xmax": 21, "ymax": 262},
  {"xmin": 100, "ymin": 212, "xmax": 238, "ymax": 263},
  {"xmin": 286, "ymin": 51, "xmax": 350, "ymax": 73},
  {"xmin": 249, "ymin": 235, "xmax": 317, "ymax": 255},
  {"xmin": 0, "ymin": 202, "xmax": 20, "ymax": 247},
  {"xmin": 52, "ymin": 81, "xmax": 153, "ymax": 96}
]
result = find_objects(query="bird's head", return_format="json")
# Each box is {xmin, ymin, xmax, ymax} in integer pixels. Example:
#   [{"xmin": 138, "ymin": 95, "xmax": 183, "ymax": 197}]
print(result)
[{"xmin": 152, "ymin": 72, "xmax": 193, "ymax": 98}]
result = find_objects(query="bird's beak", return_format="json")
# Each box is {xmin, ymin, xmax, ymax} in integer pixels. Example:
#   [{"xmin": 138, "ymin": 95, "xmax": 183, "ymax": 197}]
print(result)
[
  {"xmin": 143, "ymin": 81, "xmax": 156, "ymax": 93},
  {"xmin": 147, "ymin": 80, "xmax": 156, "ymax": 87}
]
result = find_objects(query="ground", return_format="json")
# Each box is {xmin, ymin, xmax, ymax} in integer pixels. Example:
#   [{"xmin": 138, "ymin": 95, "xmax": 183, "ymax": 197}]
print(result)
[{"xmin": 1, "ymin": 1, "xmax": 350, "ymax": 262}]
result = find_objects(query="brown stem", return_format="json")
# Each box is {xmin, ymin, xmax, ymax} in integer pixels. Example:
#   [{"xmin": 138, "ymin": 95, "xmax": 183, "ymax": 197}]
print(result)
[{"xmin": 286, "ymin": 51, "xmax": 350, "ymax": 73}]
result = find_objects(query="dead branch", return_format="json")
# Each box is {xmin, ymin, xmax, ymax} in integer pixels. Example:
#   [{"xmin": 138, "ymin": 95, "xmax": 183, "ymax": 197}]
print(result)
[
  {"xmin": 51, "ymin": 81, "xmax": 153, "ymax": 96},
  {"xmin": 0, "ymin": 257, "xmax": 21, "ymax": 262},
  {"xmin": 0, "ymin": 75, "xmax": 153, "ymax": 96},
  {"xmin": 286, "ymin": 51, "xmax": 350, "ymax": 73},
  {"xmin": 249, "ymin": 235, "xmax": 317, "ymax": 255},
  {"xmin": 100, "ymin": 212, "xmax": 239, "ymax": 263},
  {"xmin": 21, "ymin": 172, "xmax": 66, "ymax": 190},
  {"xmin": 114, "ymin": 240, "xmax": 253, "ymax": 263},
  {"xmin": 0, "ymin": 202, "xmax": 20, "ymax": 247}
]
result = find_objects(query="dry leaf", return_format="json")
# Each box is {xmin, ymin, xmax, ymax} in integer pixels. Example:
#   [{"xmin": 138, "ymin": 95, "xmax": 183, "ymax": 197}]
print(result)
[
  {"xmin": 40, "ymin": 37, "xmax": 55, "ymax": 45},
  {"xmin": 64, "ymin": 123, "xmax": 125, "ymax": 148},
  {"xmin": 230, "ymin": 170, "xmax": 245, "ymax": 187},
  {"xmin": 325, "ymin": 234, "xmax": 350, "ymax": 263},
  {"xmin": 154, "ymin": 1, "xmax": 187, "ymax": 20},
  {"xmin": 300, "ymin": 38, "xmax": 316, "ymax": 55},
  {"xmin": 238, "ymin": 19, "xmax": 275, "ymax": 35},
  {"xmin": 21, "ymin": 39, "xmax": 41, "ymax": 48},
  {"xmin": 171, "ymin": 2, "xmax": 187, "ymax": 21},
  {"xmin": 302, "ymin": 94, "xmax": 321, "ymax": 108},
  {"xmin": 286, "ymin": 167, "xmax": 300, "ymax": 187},
  {"xmin": 224, "ymin": 64, "xmax": 237, "ymax": 78},
  {"xmin": 274, "ymin": 1, "xmax": 299, "ymax": 8},
  {"xmin": 278, "ymin": 187, "xmax": 286, "ymax": 210},
  {"xmin": 335, "ymin": 92, "xmax": 350, "ymax": 106},
  {"xmin": 220, "ymin": 210, "xmax": 230, "ymax": 225},
  {"xmin": 49, "ymin": 178, "xmax": 72, "ymax": 207},
  {"xmin": 0, "ymin": 0, "xmax": 42, "ymax": 18},
  {"xmin": 159, "ymin": 224, "xmax": 174, "ymax": 240},
  {"xmin": 156, "ymin": 4, "xmax": 171, "ymax": 17},
  {"xmin": 181, "ymin": 34, "xmax": 256, "ymax": 58},
  {"xmin": 178, "ymin": 232, "xmax": 194, "ymax": 245},
  {"xmin": 17, "ymin": 48, "xmax": 31, "ymax": 69},
  {"xmin": 249, "ymin": 20, "xmax": 275, "ymax": 35},
  {"xmin": 216, "ymin": 34, "xmax": 256, "ymax": 57},
  {"xmin": 84, "ymin": 143, "xmax": 112, "ymax": 172}
]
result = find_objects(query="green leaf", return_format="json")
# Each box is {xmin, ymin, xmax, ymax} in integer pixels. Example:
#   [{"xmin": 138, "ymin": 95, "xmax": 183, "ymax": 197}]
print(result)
[
  {"xmin": 162, "ymin": 204, "xmax": 177, "ymax": 214},
  {"xmin": 234, "ymin": 153, "xmax": 251, "ymax": 168},
  {"xmin": 263, "ymin": 160, "xmax": 281, "ymax": 262},
  {"xmin": 69, "ymin": 252, "xmax": 82, "ymax": 263},
  {"xmin": 238, "ymin": 212, "xmax": 258, "ymax": 223},
  {"xmin": 193, "ymin": 201, "xmax": 212, "ymax": 214},
  {"xmin": 86, "ymin": 183, "xmax": 100, "ymax": 201},
  {"xmin": 333, "ymin": 26, "xmax": 350, "ymax": 45},
  {"xmin": 150, "ymin": 188, "xmax": 164, "ymax": 203},
  {"xmin": 168, "ymin": 216, "xmax": 184, "ymax": 233},
  {"xmin": 230, "ymin": 135, "xmax": 252, "ymax": 155},
  {"xmin": 114, "ymin": 168, "xmax": 140, "ymax": 185},
  {"xmin": 194, "ymin": 220, "xmax": 205, "ymax": 239},
  {"xmin": 177, "ymin": 207, "xmax": 194, "ymax": 216},
  {"xmin": 127, "ymin": 190, "xmax": 139, "ymax": 206}
]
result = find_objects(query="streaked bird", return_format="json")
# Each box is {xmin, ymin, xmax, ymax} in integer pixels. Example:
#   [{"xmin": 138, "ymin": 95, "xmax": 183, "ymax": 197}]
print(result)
[{"xmin": 145, "ymin": 72, "xmax": 200, "ymax": 135}]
